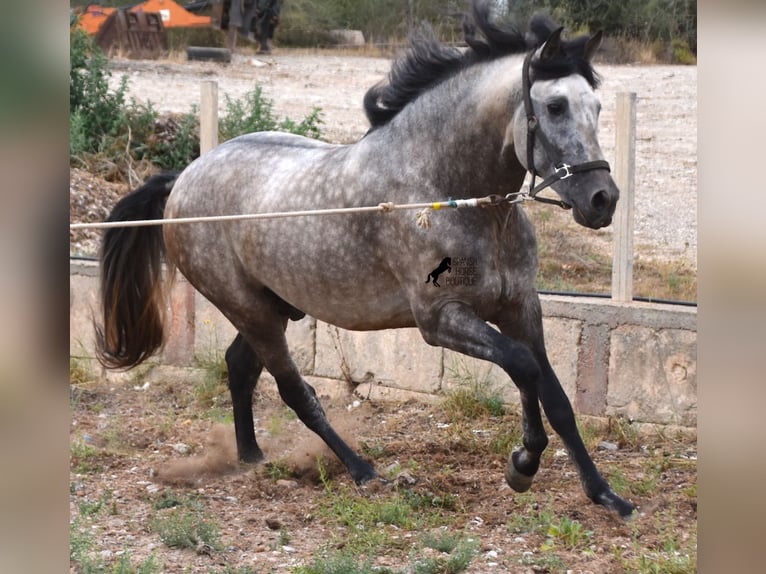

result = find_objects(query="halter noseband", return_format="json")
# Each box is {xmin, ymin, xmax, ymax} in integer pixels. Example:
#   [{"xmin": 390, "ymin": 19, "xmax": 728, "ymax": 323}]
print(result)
[{"xmin": 518, "ymin": 50, "xmax": 611, "ymax": 210}]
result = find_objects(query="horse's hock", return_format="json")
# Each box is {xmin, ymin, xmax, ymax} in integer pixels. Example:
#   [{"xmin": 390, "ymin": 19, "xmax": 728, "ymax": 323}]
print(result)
[{"xmin": 70, "ymin": 260, "xmax": 697, "ymax": 428}]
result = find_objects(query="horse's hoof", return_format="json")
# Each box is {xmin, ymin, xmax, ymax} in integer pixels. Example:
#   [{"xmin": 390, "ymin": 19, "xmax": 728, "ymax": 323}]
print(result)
[
  {"xmin": 240, "ymin": 450, "xmax": 265, "ymax": 464},
  {"xmin": 351, "ymin": 463, "xmax": 378, "ymax": 486},
  {"xmin": 594, "ymin": 489, "xmax": 636, "ymax": 520},
  {"xmin": 505, "ymin": 461, "xmax": 535, "ymax": 493}
]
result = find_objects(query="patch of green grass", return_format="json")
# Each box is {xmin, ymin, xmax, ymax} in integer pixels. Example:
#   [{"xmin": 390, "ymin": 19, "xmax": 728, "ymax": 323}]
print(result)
[
  {"xmin": 411, "ymin": 537, "xmax": 478, "ymax": 574},
  {"xmin": 152, "ymin": 489, "xmax": 184, "ymax": 510},
  {"xmin": 607, "ymin": 458, "xmax": 661, "ymax": 499},
  {"xmin": 70, "ymin": 357, "xmax": 94, "ymax": 385},
  {"xmin": 265, "ymin": 459, "xmax": 294, "ymax": 481},
  {"xmin": 605, "ymin": 415, "xmax": 642, "ymax": 450},
  {"xmin": 360, "ymin": 441, "xmax": 387, "ymax": 460},
  {"xmin": 70, "ymin": 516, "xmax": 161, "ymax": 573},
  {"xmin": 506, "ymin": 498, "xmax": 556, "ymax": 536},
  {"xmin": 613, "ymin": 503, "xmax": 697, "ymax": 574},
  {"xmin": 294, "ymin": 534, "xmax": 478, "ymax": 574},
  {"xmin": 442, "ymin": 361, "xmax": 506, "ymax": 421},
  {"xmin": 541, "ymin": 516, "xmax": 594, "ymax": 551},
  {"xmin": 194, "ymin": 353, "xmax": 229, "ymax": 406},
  {"xmin": 70, "ymin": 438, "xmax": 103, "ymax": 474},
  {"xmin": 150, "ymin": 507, "xmax": 222, "ymax": 551},
  {"xmin": 488, "ymin": 424, "xmax": 522, "ymax": 456},
  {"xmin": 316, "ymin": 483, "xmax": 459, "ymax": 554},
  {"xmin": 402, "ymin": 489, "xmax": 459, "ymax": 512},
  {"xmin": 518, "ymin": 550, "xmax": 566, "ymax": 572},
  {"xmin": 293, "ymin": 551, "xmax": 382, "ymax": 574},
  {"xmin": 633, "ymin": 552, "xmax": 696, "ymax": 574},
  {"xmin": 78, "ymin": 490, "xmax": 117, "ymax": 518},
  {"xmin": 422, "ymin": 530, "xmax": 461, "ymax": 553}
]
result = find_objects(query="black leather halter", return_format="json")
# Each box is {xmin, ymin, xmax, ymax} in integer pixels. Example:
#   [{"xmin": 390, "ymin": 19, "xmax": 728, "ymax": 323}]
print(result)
[{"xmin": 520, "ymin": 51, "xmax": 611, "ymax": 209}]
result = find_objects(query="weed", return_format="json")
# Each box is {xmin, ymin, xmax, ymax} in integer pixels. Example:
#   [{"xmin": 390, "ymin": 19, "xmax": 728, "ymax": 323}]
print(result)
[
  {"xmin": 488, "ymin": 425, "xmax": 521, "ymax": 456},
  {"xmin": 152, "ymin": 489, "xmax": 183, "ymax": 510},
  {"xmin": 518, "ymin": 551, "xmax": 566, "ymax": 571},
  {"xmin": 606, "ymin": 415, "xmax": 642, "ymax": 450},
  {"xmin": 442, "ymin": 361, "xmax": 506, "ymax": 421},
  {"xmin": 422, "ymin": 530, "xmax": 460, "ymax": 553},
  {"xmin": 151, "ymin": 507, "xmax": 222, "ymax": 551},
  {"xmin": 360, "ymin": 441, "xmax": 387, "ymax": 459},
  {"xmin": 78, "ymin": 490, "xmax": 113, "ymax": 517},
  {"xmin": 293, "ymin": 551, "xmax": 380, "ymax": 574},
  {"xmin": 542, "ymin": 516, "xmax": 594, "ymax": 551},
  {"xmin": 507, "ymin": 501, "xmax": 556, "ymax": 536},
  {"xmin": 317, "ymin": 455, "xmax": 333, "ymax": 492},
  {"xmin": 402, "ymin": 489, "xmax": 459, "ymax": 512},
  {"xmin": 194, "ymin": 353, "xmax": 229, "ymax": 409},
  {"xmin": 606, "ymin": 466, "xmax": 632, "ymax": 499},
  {"xmin": 219, "ymin": 85, "xmax": 323, "ymax": 141},
  {"xmin": 70, "ymin": 357, "xmax": 93, "ymax": 385},
  {"xmin": 70, "ymin": 438, "xmax": 102, "ymax": 474},
  {"xmin": 412, "ymin": 536, "xmax": 478, "ymax": 574},
  {"xmin": 607, "ymin": 459, "xmax": 661, "ymax": 498},
  {"xmin": 70, "ymin": 516, "xmax": 161, "ymax": 573},
  {"xmin": 634, "ymin": 552, "xmax": 696, "ymax": 574},
  {"xmin": 265, "ymin": 459, "xmax": 293, "ymax": 481}
]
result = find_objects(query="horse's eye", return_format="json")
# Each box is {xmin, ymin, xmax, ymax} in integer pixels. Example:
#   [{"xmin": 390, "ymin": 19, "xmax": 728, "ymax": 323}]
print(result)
[{"xmin": 547, "ymin": 101, "xmax": 567, "ymax": 116}]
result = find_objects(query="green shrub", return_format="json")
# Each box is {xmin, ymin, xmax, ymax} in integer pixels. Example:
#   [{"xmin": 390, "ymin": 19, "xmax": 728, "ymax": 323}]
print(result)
[
  {"xmin": 69, "ymin": 28, "xmax": 129, "ymax": 156},
  {"xmin": 671, "ymin": 38, "xmax": 697, "ymax": 64},
  {"xmin": 70, "ymin": 29, "xmax": 323, "ymax": 178},
  {"xmin": 219, "ymin": 85, "xmax": 322, "ymax": 141}
]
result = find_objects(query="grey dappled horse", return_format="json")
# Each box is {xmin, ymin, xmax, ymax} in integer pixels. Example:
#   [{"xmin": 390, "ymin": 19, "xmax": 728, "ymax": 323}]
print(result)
[{"xmin": 97, "ymin": 0, "xmax": 634, "ymax": 518}]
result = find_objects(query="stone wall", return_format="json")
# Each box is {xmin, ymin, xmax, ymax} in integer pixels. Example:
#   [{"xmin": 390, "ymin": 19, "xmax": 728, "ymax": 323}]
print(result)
[{"xmin": 70, "ymin": 260, "xmax": 697, "ymax": 427}]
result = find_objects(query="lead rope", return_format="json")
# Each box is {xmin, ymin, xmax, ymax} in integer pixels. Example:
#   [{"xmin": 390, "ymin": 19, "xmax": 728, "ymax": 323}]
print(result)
[{"xmin": 70, "ymin": 195, "xmax": 509, "ymax": 232}]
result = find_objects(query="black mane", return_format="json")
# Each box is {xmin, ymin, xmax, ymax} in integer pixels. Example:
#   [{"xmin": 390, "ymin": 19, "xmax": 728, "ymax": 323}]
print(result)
[{"xmin": 364, "ymin": 0, "xmax": 600, "ymax": 129}]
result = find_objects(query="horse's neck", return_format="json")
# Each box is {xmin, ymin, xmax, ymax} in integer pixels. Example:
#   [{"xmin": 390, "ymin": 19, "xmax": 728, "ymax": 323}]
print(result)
[{"xmin": 377, "ymin": 57, "xmax": 528, "ymax": 198}]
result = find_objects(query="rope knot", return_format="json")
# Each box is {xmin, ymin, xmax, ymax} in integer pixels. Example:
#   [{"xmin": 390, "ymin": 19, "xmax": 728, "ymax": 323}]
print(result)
[
  {"xmin": 416, "ymin": 208, "xmax": 432, "ymax": 230},
  {"xmin": 378, "ymin": 202, "xmax": 395, "ymax": 213}
]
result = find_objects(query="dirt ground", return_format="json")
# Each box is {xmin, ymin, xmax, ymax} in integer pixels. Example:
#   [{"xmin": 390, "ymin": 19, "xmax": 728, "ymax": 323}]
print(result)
[
  {"xmin": 70, "ymin": 366, "xmax": 696, "ymax": 573},
  {"xmin": 70, "ymin": 50, "xmax": 697, "ymax": 572}
]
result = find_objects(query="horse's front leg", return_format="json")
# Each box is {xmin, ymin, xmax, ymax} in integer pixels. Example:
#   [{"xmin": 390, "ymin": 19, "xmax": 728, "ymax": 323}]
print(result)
[
  {"xmin": 532, "ymin": 349, "xmax": 635, "ymax": 517},
  {"xmin": 415, "ymin": 300, "xmax": 635, "ymax": 519}
]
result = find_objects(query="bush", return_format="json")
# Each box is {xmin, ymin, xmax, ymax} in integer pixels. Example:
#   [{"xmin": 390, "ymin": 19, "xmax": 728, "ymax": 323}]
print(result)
[
  {"xmin": 69, "ymin": 28, "xmax": 129, "ymax": 156},
  {"xmin": 69, "ymin": 29, "xmax": 323, "ymax": 178},
  {"xmin": 220, "ymin": 85, "xmax": 322, "ymax": 141}
]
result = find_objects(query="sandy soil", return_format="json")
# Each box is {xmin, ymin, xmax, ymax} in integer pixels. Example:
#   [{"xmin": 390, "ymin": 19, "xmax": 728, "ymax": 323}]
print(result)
[{"xmin": 70, "ymin": 369, "xmax": 696, "ymax": 573}]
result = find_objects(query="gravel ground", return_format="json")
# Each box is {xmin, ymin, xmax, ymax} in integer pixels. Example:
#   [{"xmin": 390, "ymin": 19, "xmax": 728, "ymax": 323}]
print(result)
[{"xmin": 94, "ymin": 51, "xmax": 696, "ymax": 266}]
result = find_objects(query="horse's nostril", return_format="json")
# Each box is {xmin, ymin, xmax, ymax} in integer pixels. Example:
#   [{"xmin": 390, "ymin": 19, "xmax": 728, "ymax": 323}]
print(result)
[{"xmin": 591, "ymin": 189, "xmax": 610, "ymax": 212}]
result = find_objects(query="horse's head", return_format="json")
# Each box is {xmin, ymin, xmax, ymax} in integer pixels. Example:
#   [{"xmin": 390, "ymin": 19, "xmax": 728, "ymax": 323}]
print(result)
[{"xmin": 510, "ymin": 26, "xmax": 618, "ymax": 229}]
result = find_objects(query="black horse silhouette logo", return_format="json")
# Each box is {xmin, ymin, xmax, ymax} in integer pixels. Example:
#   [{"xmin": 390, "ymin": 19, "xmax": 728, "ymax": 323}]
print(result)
[{"xmin": 426, "ymin": 257, "xmax": 452, "ymax": 287}]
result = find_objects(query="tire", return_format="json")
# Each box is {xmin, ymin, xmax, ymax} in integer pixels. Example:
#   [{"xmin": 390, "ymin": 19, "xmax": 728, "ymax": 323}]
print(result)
[{"xmin": 186, "ymin": 46, "xmax": 232, "ymax": 63}]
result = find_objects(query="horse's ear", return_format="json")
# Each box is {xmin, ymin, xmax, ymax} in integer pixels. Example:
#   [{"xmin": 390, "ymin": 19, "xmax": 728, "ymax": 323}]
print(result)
[
  {"xmin": 583, "ymin": 30, "xmax": 603, "ymax": 62},
  {"xmin": 540, "ymin": 27, "xmax": 564, "ymax": 61}
]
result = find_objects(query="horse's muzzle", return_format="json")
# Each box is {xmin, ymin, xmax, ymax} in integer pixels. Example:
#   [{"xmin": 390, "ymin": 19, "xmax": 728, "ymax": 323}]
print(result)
[{"xmin": 572, "ymin": 184, "xmax": 619, "ymax": 229}]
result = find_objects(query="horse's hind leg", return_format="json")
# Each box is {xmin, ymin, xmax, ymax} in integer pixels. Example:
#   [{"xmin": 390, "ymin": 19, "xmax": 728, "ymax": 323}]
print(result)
[
  {"xmin": 225, "ymin": 333, "xmax": 265, "ymax": 463},
  {"xmin": 239, "ymin": 316, "xmax": 377, "ymax": 484}
]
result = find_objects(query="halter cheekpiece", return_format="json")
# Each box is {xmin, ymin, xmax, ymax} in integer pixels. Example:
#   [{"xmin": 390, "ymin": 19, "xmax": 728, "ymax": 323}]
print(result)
[{"xmin": 512, "ymin": 50, "xmax": 611, "ymax": 209}]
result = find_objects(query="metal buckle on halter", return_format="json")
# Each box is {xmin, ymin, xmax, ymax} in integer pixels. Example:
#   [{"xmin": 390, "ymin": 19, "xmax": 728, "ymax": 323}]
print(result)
[{"xmin": 554, "ymin": 163, "xmax": 573, "ymax": 180}]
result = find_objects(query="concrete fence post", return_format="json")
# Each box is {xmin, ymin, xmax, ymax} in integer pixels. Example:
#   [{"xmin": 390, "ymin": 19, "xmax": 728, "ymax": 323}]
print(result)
[
  {"xmin": 162, "ymin": 82, "xmax": 219, "ymax": 365},
  {"xmin": 611, "ymin": 92, "xmax": 637, "ymax": 302},
  {"xmin": 200, "ymin": 80, "xmax": 219, "ymax": 154}
]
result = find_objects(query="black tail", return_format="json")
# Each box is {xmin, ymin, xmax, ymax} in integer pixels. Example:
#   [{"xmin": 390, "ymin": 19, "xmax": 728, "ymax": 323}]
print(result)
[{"xmin": 95, "ymin": 172, "xmax": 179, "ymax": 369}]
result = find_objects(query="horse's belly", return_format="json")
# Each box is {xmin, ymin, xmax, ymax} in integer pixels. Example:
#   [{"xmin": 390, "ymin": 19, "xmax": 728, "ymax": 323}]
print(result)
[{"xmin": 268, "ymin": 275, "xmax": 417, "ymax": 331}]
